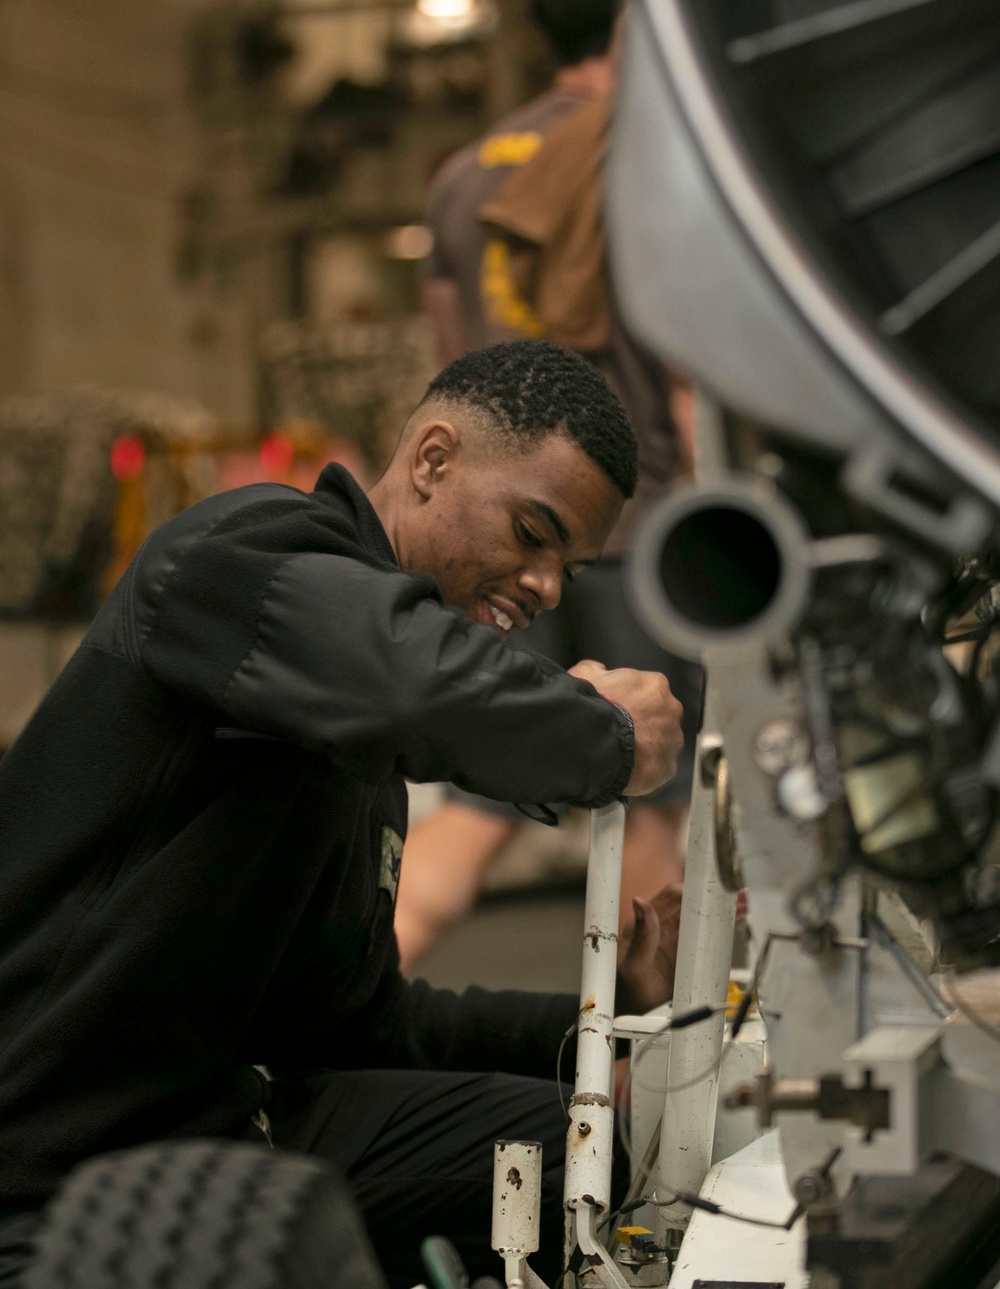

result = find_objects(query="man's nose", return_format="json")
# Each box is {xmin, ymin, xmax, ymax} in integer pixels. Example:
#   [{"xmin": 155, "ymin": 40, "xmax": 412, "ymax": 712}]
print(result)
[{"xmin": 518, "ymin": 560, "xmax": 563, "ymax": 612}]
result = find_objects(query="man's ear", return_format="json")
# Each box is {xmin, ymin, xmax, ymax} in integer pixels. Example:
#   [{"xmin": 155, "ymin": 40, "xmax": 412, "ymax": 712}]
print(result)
[{"xmin": 411, "ymin": 420, "xmax": 460, "ymax": 500}]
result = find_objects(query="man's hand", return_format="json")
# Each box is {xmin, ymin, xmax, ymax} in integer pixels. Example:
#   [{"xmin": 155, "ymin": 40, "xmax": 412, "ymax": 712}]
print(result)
[
  {"xmin": 568, "ymin": 660, "xmax": 684, "ymax": 797},
  {"xmin": 615, "ymin": 885, "xmax": 682, "ymax": 1015}
]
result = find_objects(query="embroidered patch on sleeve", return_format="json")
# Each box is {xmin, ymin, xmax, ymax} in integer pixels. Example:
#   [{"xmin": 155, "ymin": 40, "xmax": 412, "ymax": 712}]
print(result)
[{"xmin": 379, "ymin": 825, "xmax": 403, "ymax": 904}]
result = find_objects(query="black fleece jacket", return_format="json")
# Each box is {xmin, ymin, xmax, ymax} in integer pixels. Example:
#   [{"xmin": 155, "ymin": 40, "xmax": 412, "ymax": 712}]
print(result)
[{"xmin": 0, "ymin": 465, "xmax": 633, "ymax": 1206}]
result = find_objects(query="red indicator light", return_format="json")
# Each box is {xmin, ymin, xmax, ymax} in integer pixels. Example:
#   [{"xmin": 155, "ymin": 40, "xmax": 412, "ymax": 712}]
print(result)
[
  {"xmin": 110, "ymin": 434, "xmax": 146, "ymax": 481},
  {"xmin": 259, "ymin": 432, "xmax": 295, "ymax": 476}
]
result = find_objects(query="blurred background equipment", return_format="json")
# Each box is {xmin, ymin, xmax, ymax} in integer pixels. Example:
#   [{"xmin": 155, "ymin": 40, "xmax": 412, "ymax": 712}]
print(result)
[
  {"xmin": 0, "ymin": 0, "xmax": 590, "ymax": 998},
  {"xmin": 612, "ymin": 2, "xmax": 1000, "ymax": 1286},
  {"xmin": 261, "ymin": 313, "xmax": 435, "ymax": 470},
  {"xmin": 615, "ymin": 0, "xmax": 1000, "ymax": 974},
  {"xmin": 611, "ymin": 0, "xmax": 1000, "ymax": 480},
  {"xmin": 0, "ymin": 389, "xmax": 217, "ymax": 747},
  {"xmin": 393, "ymin": 0, "xmax": 709, "ymax": 976},
  {"xmin": 0, "ymin": 385, "xmax": 365, "ymax": 748},
  {"xmin": 0, "ymin": 0, "xmax": 544, "ymax": 435},
  {"xmin": 0, "ymin": 0, "xmax": 551, "ymax": 750}
]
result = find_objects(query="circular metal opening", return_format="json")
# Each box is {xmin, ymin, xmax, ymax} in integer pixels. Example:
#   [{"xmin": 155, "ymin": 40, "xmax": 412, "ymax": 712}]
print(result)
[
  {"xmin": 630, "ymin": 474, "xmax": 812, "ymax": 660},
  {"xmin": 659, "ymin": 504, "xmax": 783, "ymax": 631}
]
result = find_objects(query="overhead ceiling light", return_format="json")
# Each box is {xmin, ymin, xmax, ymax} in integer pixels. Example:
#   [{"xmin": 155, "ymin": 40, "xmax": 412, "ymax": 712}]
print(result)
[
  {"xmin": 385, "ymin": 224, "xmax": 434, "ymax": 261},
  {"xmin": 401, "ymin": 0, "xmax": 497, "ymax": 47},
  {"xmin": 417, "ymin": 0, "xmax": 475, "ymax": 17}
]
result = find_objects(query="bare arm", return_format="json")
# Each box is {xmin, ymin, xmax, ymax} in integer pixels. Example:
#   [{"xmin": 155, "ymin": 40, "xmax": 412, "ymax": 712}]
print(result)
[{"xmin": 421, "ymin": 276, "xmax": 468, "ymax": 367}]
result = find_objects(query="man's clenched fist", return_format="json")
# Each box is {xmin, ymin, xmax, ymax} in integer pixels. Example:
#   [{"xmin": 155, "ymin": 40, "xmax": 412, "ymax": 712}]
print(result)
[{"xmin": 568, "ymin": 660, "xmax": 684, "ymax": 797}]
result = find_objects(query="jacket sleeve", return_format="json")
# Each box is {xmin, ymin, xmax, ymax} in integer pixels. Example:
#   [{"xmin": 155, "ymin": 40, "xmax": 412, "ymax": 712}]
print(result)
[
  {"xmin": 135, "ymin": 520, "xmax": 633, "ymax": 808},
  {"xmin": 327, "ymin": 967, "xmax": 580, "ymax": 1082}
]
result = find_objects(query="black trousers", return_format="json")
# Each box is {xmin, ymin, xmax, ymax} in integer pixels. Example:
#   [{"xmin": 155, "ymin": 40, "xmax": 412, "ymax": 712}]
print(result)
[
  {"xmin": 266, "ymin": 1068, "xmax": 628, "ymax": 1289},
  {"xmin": 0, "ymin": 1070, "xmax": 625, "ymax": 1288}
]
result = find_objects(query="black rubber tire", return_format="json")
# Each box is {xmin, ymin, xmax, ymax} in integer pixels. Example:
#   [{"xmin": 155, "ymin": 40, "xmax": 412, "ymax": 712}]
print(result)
[{"xmin": 23, "ymin": 1140, "xmax": 386, "ymax": 1289}]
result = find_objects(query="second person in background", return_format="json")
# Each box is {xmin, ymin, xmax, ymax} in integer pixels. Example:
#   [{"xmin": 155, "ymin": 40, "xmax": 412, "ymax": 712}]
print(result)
[{"xmin": 395, "ymin": 0, "xmax": 703, "ymax": 969}]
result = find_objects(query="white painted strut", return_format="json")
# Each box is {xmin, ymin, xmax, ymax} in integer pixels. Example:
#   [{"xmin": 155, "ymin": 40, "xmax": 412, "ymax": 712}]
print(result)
[
  {"xmin": 492, "ymin": 1140, "xmax": 542, "ymax": 1257},
  {"xmin": 574, "ymin": 1204, "xmax": 630, "ymax": 1289},
  {"xmin": 654, "ymin": 719, "xmax": 738, "ymax": 1240},
  {"xmin": 491, "ymin": 805, "xmax": 627, "ymax": 1288},
  {"xmin": 492, "ymin": 1139, "xmax": 544, "ymax": 1289},
  {"xmin": 564, "ymin": 802, "xmax": 626, "ymax": 1224}
]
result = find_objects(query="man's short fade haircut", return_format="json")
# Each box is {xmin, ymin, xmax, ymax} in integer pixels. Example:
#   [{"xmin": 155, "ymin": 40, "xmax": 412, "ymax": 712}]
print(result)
[
  {"xmin": 423, "ymin": 339, "xmax": 637, "ymax": 500},
  {"xmin": 530, "ymin": 0, "xmax": 619, "ymax": 67}
]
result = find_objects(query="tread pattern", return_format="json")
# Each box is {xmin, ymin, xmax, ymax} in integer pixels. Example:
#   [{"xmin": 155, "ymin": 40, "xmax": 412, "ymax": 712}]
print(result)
[{"xmin": 24, "ymin": 1141, "xmax": 382, "ymax": 1289}]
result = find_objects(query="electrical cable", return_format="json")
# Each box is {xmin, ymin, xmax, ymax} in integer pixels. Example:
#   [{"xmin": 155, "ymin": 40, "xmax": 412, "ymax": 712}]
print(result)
[
  {"xmin": 608, "ymin": 969, "xmax": 783, "ymax": 1242},
  {"xmin": 642, "ymin": 1144, "xmax": 840, "ymax": 1236},
  {"xmin": 599, "ymin": 1114, "xmax": 663, "ymax": 1256},
  {"xmin": 598, "ymin": 948, "xmax": 816, "ymax": 1251},
  {"xmin": 626, "ymin": 1004, "xmax": 729, "ymax": 1096},
  {"xmin": 595, "ymin": 1195, "xmax": 648, "ymax": 1240},
  {"xmin": 560, "ymin": 1004, "xmax": 724, "ymax": 1127},
  {"xmin": 617, "ymin": 933, "xmax": 778, "ymax": 1171},
  {"xmin": 556, "ymin": 1023, "xmax": 576, "ymax": 1119},
  {"xmin": 640, "ymin": 1188, "xmax": 803, "ymax": 1232},
  {"xmin": 630, "ymin": 1043, "xmax": 730, "ymax": 1097},
  {"xmin": 727, "ymin": 978, "xmax": 757, "ymax": 1041},
  {"xmin": 618, "ymin": 1006, "xmax": 734, "ymax": 1169},
  {"xmin": 594, "ymin": 1185, "xmax": 802, "ymax": 1258},
  {"xmin": 619, "ymin": 1113, "xmax": 661, "ymax": 1214},
  {"xmin": 555, "ymin": 993, "xmax": 742, "ymax": 1269},
  {"xmin": 866, "ymin": 911, "xmax": 950, "ymax": 1018}
]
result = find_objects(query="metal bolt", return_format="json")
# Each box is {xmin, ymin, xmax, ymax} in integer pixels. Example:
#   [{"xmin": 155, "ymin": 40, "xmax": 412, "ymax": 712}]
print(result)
[
  {"xmin": 699, "ymin": 734, "xmax": 724, "ymax": 788},
  {"xmin": 578, "ymin": 1122, "xmax": 591, "ymax": 1136},
  {"xmin": 801, "ymin": 921, "xmax": 838, "ymax": 957},
  {"xmin": 777, "ymin": 763, "xmax": 829, "ymax": 821},
  {"xmin": 793, "ymin": 1169, "xmax": 834, "ymax": 1207},
  {"xmin": 754, "ymin": 718, "xmax": 810, "ymax": 777}
]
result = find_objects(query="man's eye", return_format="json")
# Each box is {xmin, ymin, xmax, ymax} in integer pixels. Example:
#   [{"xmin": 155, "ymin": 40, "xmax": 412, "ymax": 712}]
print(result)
[{"xmin": 517, "ymin": 523, "xmax": 543, "ymax": 549}]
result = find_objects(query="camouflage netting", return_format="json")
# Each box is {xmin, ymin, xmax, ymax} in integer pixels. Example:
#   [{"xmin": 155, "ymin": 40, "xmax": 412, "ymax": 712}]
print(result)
[
  {"xmin": 0, "ymin": 388, "xmax": 217, "ymax": 620},
  {"xmin": 0, "ymin": 324, "xmax": 435, "ymax": 620},
  {"xmin": 261, "ymin": 316, "xmax": 437, "ymax": 471}
]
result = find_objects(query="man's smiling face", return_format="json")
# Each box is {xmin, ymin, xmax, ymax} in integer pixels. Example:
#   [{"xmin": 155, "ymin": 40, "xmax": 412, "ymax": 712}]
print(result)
[{"xmin": 405, "ymin": 424, "xmax": 623, "ymax": 638}]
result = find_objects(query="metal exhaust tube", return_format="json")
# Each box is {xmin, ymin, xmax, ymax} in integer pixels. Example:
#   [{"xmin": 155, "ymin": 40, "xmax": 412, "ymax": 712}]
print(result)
[{"xmin": 629, "ymin": 472, "xmax": 812, "ymax": 661}]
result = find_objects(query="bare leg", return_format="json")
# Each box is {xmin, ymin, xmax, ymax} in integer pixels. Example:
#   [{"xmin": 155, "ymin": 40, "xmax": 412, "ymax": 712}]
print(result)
[
  {"xmin": 397, "ymin": 797, "xmax": 688, "ymax": 971},
  {"xmin": 395, "ymin": 804, "xmax": 518, "ymax": 972}
]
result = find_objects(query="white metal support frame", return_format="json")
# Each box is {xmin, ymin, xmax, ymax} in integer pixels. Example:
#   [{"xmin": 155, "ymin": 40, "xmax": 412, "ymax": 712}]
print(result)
[
  {"xmin": 564, "ymin": 801, "xmax": 631, "ymax": 1289},
  {"xmin": 491, "ymin": 802, "xmax": 629, "ymax": 1289},
  {"xmin": 489, "ymin": 784, "xmax": 742, "ymax": 1286},
  {"xmin": 654, "ymin": 712, "xmax": 739, "ymax": 1242},
  {"xmin": 492, "ymin": 1139, "xmax": 546, "ymax": 1289}
]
